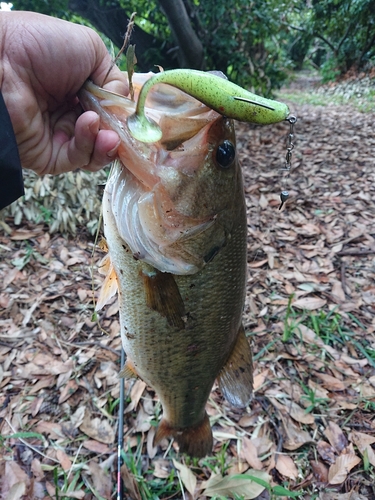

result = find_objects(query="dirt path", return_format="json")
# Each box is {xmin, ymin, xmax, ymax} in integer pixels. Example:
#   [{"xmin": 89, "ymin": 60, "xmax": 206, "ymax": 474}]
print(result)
[{"xmin": 0, "ymin": 92, "xmax": 375, "ymax": 497}]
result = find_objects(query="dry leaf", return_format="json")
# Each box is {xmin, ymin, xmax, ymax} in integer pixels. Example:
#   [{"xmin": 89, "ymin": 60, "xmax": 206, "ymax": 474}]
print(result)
[
  {"xmin": 147, "ymin": 426, "xmax": 158, "ymax": 459},
  {"xmin": 82, "ymin": 440, "xmax": 112, "ymax": 454},
  {"xmin": 120, "ymin": 463, "xmax": 141, "ymax": 500},
  {"xmin": 30, "ymin": 459, "xmax": 44, "ymax": 482},
  {"xmin": 203, "ymin": 470, "xmax": 270, "ymax": 499},
  {"xmin": 310, "ymin": 460, "xmax": 329, "ymax": 483},
  {"xmin": 4, "ymin": 482, "xmax": 26, "ymax": 500},
  {"xmin": 275, "ymin": 454, "xmax": 298, "ymax": 480},
  {"xmin": 56, "ymin": 449, "xmax": 72, "ymax": 472},
  {"xmin": 87, "ymin": 461, "xmax": 112, "ymax": 499},
  {"xmin": 153, "ymin": 459, "xmax": 170, "ymax": 479},
  {"xmin": 350, "ymin": 431, "xmax": 375, "ymax": 466},
  {"xmin": 58, "ymin": 379, "xmax": 79, "ymax": 404},
  {"xmin": 241, "ymin": 437, "xmax": 263, "ymax": 470},
  {"xmin": 315, "ymin": 372, "xmax": 346, "ymax": 391},
  {"xmin": 173, "ymin": 459, "xmax": 197, "ymax": 497},
  {"xmin": 324, "ymin": 421, "xmax": 347, "ymax": 454},
  {"xmin": 248, "ymin": 258, "xmax": 268, "ymax": 268},
  {"xmin": 319, "ymin": 492, "xmax": 368, "ymax": 500},
  {"xmin": 79, "ymin": 409, "xmax": 115, "ymax": 444},
  {"xmin": 280, "ymin": 414, "xmax": 313, "ymax": 450},
  {"xmin": 331, "ymin": 281, "xmax": 346, "ymax": 302},
  {"xmin": 34, "ymin": 421, "xmax": 63, "ymax": 439},
  {"xmin": 296, "ymin": 323, "xmax": 325, "ymax": 347},
  {"xmin": 293, "ymin": 296, "xmax": 327, "ymax": 310},
  {"xmin": 253, "ymin": 369, "xmax": 269, "ymax": 391},
  {"xmin": 69, "ymin": 406, "xmax": 86, "ymax": 429},
  {"xmin": 328, "ymin": 453, "xmax": 361, "ymax": 485},
  {"xmin": 317, "ymin": 440, "xmax": 336, "ymax": 464},
  {"xmin": 134, "ymin": 404, "xmax": 153, "ymax": 433},
  {"xmin": 289, "ymin": 401, "xmax": 315, "ymax": 424},
  {"xmin": 1, "ymin": 462, "xmax": 30, "ymax": 498},
  {"xmin": 125, "ymin": 380, "xmax": 146, "ymax": 413}
]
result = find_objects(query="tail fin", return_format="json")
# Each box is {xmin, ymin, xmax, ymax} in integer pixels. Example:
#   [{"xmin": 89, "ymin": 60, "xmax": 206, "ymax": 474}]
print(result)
[{"xmin": 154, "ymin": 412, "xmax": 213, "ymax": 458}]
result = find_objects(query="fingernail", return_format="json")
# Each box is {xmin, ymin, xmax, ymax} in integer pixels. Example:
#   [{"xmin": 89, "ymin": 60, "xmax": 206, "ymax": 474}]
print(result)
[{"xmin": 107, "ymin": 140, "xmax": 121, "ymax": 158}]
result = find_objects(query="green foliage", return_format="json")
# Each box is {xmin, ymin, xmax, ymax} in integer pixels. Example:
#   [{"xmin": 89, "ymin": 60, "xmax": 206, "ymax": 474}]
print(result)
[
  {"xmin": 10, "ymin": 0, "xmax": 375, "ymax": 96},
  {"xmin": 196, "ymin": 0, "xmax": 292, "ymax": 94},
  {"xmin": 286, "ymin": 0, "xmax": 375, "ymax": 75},
  {"xmin": 11, "ymin": 0, "xmax": 70, "ymax": 18},
  {"xmin": 310, "ymin": 0, "xmax": 375, "ymax": 72},
  {"xmin": 121, "ymin": 444, "xmax": 182, "ymax": 499}
]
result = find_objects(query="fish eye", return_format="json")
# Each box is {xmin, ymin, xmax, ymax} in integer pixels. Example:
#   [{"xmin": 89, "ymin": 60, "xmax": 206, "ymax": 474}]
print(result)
[{"xmin": 216, "ymin": 140, "xmax": 235, "ymax": 168}]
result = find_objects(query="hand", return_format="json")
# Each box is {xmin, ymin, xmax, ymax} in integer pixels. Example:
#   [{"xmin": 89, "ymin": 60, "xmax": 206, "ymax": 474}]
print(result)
[{"xmin": 0, "ymin": 11, "xmax": 128, "ymax": 175}]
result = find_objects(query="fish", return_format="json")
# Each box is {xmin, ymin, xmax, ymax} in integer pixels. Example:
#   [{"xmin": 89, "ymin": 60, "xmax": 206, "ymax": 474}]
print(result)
[{"xmin": 78, "ymin": 72, "xmax": 286, "ymax": 457}]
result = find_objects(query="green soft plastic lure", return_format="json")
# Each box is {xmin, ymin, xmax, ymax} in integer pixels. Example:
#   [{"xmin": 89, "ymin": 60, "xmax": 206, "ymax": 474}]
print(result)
[{"xmin": 127, "ymin": 69, "xmax": 290, "ymax": 143}]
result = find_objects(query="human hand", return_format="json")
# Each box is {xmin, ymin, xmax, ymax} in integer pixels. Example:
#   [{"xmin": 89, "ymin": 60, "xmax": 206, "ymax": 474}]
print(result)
[{"xmin": 0, "ymin": 11, "xmax": 128, "ymax": 175}]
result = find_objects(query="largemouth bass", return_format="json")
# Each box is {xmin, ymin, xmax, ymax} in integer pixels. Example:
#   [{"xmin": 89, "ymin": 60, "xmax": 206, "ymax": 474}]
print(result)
[{"xmin": 79, "ymin": 72, "xmax": 288, "ymax": 457}]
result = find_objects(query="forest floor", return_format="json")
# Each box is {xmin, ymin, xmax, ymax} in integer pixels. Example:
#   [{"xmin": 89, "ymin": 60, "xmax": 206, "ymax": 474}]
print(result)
[{"xmin": 1, "ymin": 72, "xmax": 375, "ymax": 500}]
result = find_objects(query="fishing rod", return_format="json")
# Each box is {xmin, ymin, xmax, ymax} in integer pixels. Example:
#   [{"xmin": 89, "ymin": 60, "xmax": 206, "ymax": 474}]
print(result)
[{"xmin": 117, "ymin": 348, "xmax": 125, "ymax": 500}]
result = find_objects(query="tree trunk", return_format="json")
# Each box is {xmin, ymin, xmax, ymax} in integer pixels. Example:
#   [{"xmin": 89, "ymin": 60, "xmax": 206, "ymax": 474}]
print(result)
[
  {"xmin": 157, "ymin": 0, "xmax": 205, "ymax": 69},
  {"xmin": 68, "ymin": 0, "xmax": 176, "ymax": 71}
]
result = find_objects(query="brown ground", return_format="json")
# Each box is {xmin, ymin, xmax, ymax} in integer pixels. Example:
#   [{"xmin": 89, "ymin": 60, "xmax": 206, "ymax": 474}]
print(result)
[{"xmin": 1, "ymin": 90, "xmax": 375, "ymax": 499}]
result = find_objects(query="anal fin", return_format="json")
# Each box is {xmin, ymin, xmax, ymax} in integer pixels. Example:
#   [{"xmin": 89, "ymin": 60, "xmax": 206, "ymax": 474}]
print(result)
[
  {"xmin": 154, "ymin": 412, "xmax": 213, "ymax": 458},
  {"xmin": 140, "ymin": 269, "xmax": 185, "ymax": 330},
  {"xmin": 118, "ymin": 358, "xmax": 138, "ymax": 379},
  {"xmin": 217, "ymin": 324, "xmax": 253, "ymax": 407}
]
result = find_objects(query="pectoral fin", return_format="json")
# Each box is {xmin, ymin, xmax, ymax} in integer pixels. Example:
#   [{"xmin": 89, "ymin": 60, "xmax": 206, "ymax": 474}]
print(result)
[
  {"xmin": 140, "ymin": 269, "xmax": 185, "ymax": 330},
  {"xmin": 218, "ymin": 325, "xmax": 253, "ymax": 407},
  {"xmin": 96, "ymin": 254, "xmax": 119, "ymax": 311}
]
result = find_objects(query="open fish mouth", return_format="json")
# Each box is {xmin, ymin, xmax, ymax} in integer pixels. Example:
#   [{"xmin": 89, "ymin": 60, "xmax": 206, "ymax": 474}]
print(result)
[{"xmin": 79, "ymin": 74, "xmax": 240, "ymax": 274}]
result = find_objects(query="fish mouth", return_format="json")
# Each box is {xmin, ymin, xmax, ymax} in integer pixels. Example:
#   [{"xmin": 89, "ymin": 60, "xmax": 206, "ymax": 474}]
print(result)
[
  {"xmin": 79, "ymin": 77, "xmax": 222, "ymax": 186},
  {"xmin": 79, "ymin": 76, "xmax": 236, "ymax": 274}
]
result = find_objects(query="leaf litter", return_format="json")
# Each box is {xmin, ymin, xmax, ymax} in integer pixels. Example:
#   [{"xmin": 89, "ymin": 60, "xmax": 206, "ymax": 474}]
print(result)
[{"xmin": 1, "ymin": 92, "xmax": 375, "ymax": 499}]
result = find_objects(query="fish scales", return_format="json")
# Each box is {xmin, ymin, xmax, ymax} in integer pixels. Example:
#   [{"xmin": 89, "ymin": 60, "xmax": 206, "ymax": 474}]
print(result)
[
  {"xmin": 104, "ymin": 162, "xmax": 248, "ymax": 429},
  {"xmin": 79, "ymin": 72, "xmax": 259, "ymax": 457}
]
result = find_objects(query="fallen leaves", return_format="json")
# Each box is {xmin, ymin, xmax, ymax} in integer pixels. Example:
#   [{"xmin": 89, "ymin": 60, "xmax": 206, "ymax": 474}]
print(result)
[
  {"xmin": 328, "ymin": 452, "xmax": 361, "ymax": 485},
  {"xmin": 79, "ymin": 409, "xmax": 115, "ymax": 444},
  {"xmin": 203, "ymin": 470, "xmax": 271, "ymax": 499},
  {"xmin": 275, "ymin": 454, "xmax": 299, "ymax": 480},
  {"xmin": 173, "ymin": 459, "xmax": 197, "ymax": 496},
  {"xmin": 1, "ymin": 88, "xmax": 375, "ymax": 498}
]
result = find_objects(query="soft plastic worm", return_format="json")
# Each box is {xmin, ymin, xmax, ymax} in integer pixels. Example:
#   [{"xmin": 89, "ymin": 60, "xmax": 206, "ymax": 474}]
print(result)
[{"xmin": 127, "ymin": 69, "xmax": 290, "ymax": 142}]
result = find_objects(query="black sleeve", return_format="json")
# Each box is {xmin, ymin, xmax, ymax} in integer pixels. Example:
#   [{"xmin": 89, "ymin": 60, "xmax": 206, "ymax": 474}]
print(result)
[{"xmin": 0, "ymin": 91, "xmax": 24, "ymax": 210}]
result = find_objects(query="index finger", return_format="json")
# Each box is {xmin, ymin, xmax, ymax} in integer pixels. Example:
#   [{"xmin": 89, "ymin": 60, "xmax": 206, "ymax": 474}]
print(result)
[{"xmin": 88, "ymin": 30, "xmax": 129, "ymax": 96}]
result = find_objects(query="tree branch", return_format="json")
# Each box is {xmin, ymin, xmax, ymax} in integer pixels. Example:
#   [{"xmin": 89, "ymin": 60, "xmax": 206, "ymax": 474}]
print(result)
[
  {"xmin": 157, "ymin": 0, "xmax": 205, "ymax": 69},
  {"xmin": 68, "ymin": 0, "xmax": 176, "ymax": 71}
]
